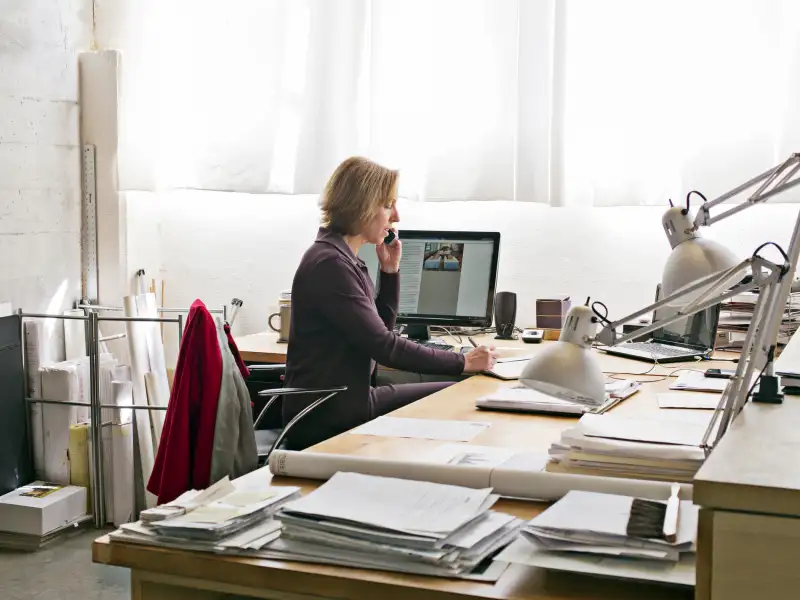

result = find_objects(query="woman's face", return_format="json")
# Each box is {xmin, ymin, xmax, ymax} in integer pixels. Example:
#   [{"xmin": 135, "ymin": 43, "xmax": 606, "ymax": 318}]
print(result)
[{"xmin": 362, "ymin": 197, "xmax": 400, "ymax": 244}]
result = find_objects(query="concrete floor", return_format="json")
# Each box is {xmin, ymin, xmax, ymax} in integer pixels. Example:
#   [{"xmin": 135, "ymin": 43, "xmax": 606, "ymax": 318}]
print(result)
[{"xmin": 0, "ymin": 528, "xmax": 130, "ymax": 600}]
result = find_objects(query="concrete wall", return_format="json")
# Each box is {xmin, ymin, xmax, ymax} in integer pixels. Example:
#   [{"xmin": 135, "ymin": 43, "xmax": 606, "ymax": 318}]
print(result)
[
  {"xmin": 0, "ymin": 0, "xmax": 92, "ymax": 331},
  {"xmin": 126, "ymin": 190, "xmax": 800, "ymax": 366}
]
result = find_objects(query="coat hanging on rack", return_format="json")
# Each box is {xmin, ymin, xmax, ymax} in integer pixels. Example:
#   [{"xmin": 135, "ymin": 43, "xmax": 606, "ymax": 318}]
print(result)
[{"xmin": 147, "ymin": 299, "xmax": 257, "ymax": 505}]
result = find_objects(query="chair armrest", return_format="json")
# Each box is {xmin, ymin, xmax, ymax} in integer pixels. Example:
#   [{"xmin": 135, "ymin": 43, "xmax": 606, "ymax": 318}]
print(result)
[
  {"xmin": 247, "ymin": 364, "xmax": 286, "ymax": 372},
  {"xmin": 257, "ymin": 386, "xmax": 347, "ymax": 397},
  {"xmin": 264, "ymin": 387, "xmax": 348, "ymax": 461}
]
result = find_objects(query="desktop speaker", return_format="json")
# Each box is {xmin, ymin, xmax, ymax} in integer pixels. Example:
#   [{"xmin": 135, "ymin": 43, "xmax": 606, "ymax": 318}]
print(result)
[{"xmin": 494, "ymin": 292, "xmax": 517, "ymax": 340}]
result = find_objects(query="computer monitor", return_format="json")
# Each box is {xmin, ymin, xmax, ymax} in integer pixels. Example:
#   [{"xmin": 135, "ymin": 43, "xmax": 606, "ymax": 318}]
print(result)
[{"xmin": 359, "ymin": 230, "xmax": 501, "ymax": 340}]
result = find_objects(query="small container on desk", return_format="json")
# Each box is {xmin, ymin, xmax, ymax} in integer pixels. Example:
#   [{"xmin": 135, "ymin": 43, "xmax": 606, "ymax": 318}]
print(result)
[{"xmin": 536, "ymin": 295, "xmax": 571, "ymax": 330}]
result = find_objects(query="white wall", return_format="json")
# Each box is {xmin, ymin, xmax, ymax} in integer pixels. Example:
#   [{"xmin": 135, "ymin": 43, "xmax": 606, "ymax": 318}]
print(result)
[
  {"xmin": 127, "ymin": 190, "xmax": 800, "ymax": 363},
  {"xmin": 0, "ymin": 1, "xmax": 91, "ymax": 325}
]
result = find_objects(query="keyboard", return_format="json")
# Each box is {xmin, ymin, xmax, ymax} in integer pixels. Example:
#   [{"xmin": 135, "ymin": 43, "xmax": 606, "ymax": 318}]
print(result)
[
  {"xmin": 415, "ymin": 340, "xmax": 454, "ymax": 351},
  {"xmin": 623, "ymin": 342, "xmax": 692, "ymax": 357}
]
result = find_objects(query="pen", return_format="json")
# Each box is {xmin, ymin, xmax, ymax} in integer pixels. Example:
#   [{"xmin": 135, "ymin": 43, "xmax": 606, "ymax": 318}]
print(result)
[{"xmin": 468, "ymin": 337, "xmax": 478, "ymax": 348}]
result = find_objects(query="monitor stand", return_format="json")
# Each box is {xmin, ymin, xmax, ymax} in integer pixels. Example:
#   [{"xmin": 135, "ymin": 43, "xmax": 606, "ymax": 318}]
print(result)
[{"xmin": 405, "ymin": 324, "xmax": 431, "ymax": 342}]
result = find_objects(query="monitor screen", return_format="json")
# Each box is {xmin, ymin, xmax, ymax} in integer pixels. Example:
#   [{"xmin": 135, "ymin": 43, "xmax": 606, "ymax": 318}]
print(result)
[
  {"xmin": 359, "ymin": 230, "xmax": 500, "ymax": 329},
  {"xmin": 651, "ymin": 284, "xmax": 721, "ymax": 349}
]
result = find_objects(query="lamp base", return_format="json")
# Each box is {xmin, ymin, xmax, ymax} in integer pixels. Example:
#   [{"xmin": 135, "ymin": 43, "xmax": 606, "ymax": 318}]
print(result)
[{"xmin": 752, "ymin": 374, "xmax": 784, "ymax": 404}]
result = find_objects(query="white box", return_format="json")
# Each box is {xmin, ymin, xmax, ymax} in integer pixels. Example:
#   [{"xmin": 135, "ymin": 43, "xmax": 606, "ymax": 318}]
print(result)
[{"xmin": 0, "ymin": 482, "xmax": 87, "ymax": 536}]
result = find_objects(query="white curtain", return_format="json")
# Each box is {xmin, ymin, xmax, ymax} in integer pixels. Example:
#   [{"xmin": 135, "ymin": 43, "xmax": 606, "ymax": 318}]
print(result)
[{"xmin": 98, "ymin": 0, "xmax": 800, "ymax": 205}]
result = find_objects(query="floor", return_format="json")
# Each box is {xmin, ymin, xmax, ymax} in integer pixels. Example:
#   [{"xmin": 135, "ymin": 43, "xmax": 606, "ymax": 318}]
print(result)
[{"xmin": 0, "ymin": 527, "xmax": 130, "ymax": 600}]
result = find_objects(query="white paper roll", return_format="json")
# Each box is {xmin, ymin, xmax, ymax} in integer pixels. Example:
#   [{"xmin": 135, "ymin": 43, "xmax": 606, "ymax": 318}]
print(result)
[
  {"xmin": 123, "ymin": 295, "xmax": 157, "ymax": 508},
  {"xmin": 63, "ymin": 308, "xmax": 87, "ymax": 360},
  {"xmin": 112, "ymin": 365, "xmax": 131, "ymax": 382},
  {"xmin": 143, "ymin": 372, "xmax": 167, "ymax": 446},
  {"xmin": 268, "ymin": 450, "xmax": 693, "ymax": 502},
  {"xmin": 112, "ymin": 380, "xmax": 133, "ymax": 425},
  {"xmin": 111, "ymin": 422, "xmax": 135, "ymax": 526}
]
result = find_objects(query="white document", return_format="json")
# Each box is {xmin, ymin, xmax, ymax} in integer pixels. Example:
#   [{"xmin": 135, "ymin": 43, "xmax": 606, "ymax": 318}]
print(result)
[
  {"xmin": 657, "ymin": 392, "xmax": 722, "ymax": 410},
  {"xmin": 425, "ymin": 444, "xmax": 519, "ymax": 467},
  {"xmin": 351, "ymin": 417, "xmax": 489, "ymax": 442},
  {"xmin": 280, "ymin": 472, "xmax": 494, "ymax": 536},
  {"xmin": 496, "ymin": 537, "xmax": 695, "ymax": 586},
  {"xmin": 578, "ymin": 413, "xmax": 708, "ymax": 447},
  {"xmin": 670, "ymin": 370, "xmax": 756, "ymax": 393},
  {"xmin": 558, "ymin": 429, "xmax": 706, "ymax": 461}
]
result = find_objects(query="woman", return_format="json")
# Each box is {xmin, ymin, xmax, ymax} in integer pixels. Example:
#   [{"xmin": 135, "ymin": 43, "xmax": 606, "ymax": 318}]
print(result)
[{"xmin": 282, "ymin": 156, "xmax": 499, "ymax": 450}]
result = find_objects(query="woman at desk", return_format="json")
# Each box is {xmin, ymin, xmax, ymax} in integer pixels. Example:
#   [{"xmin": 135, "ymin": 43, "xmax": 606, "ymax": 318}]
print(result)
[{"xmin": 283, "ymin": 156, "xmax": 498, "ymax": 450}]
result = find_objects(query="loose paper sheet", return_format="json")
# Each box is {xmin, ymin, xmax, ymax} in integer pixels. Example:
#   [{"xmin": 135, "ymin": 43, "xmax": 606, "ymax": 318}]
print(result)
[
  {"xmin": 351, "ymin": 417, "xmax": 490, "ymax": 442},
  {"xmin": 657, "ymin": 393, "xmax": 721, "ymax": 410}
]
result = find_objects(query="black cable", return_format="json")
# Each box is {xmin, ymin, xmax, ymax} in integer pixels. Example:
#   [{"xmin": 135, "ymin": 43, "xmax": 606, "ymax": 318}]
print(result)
[
  {"xmin": 751, "ymin": 241, "xmax": 790, "ymax": 266},
  {"xmin": 590, "ymin": 301, "xmax": 613, "ymax": 328},
  {"xmin": 684, "ymin": 190, "xmax": 708, "ymax": 215}
]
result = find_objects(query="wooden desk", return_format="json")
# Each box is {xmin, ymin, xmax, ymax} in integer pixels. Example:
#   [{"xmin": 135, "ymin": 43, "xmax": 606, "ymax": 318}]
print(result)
[
  {"xmin": 693, "ymin": 395, "xmax": 800, "ymax": 600},
  {"xmin": 237, "ymin": 329, "xmax": 735, "ymax": 376},
  {"xmin": 94, "ymin": 346, "xmax": 734, "ymax": 600},
  {"xmin": 238, "ymin": 331, "xmax": 288, "ymax": 363}
]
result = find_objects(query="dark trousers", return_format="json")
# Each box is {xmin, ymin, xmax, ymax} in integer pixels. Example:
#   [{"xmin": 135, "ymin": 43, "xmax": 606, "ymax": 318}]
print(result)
[{"xmin": 369, "ymin": 381, "xmax": 455, "ymax": 418}]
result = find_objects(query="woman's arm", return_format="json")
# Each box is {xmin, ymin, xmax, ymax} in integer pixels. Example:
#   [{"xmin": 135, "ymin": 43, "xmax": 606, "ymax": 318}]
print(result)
[
  {"xmin": 374, "ymin": 271, "xmax": 399, "ymax": 331},
  {"xmin": 308, "ymin": 257, "xmax": 464, "ymax": 375}
]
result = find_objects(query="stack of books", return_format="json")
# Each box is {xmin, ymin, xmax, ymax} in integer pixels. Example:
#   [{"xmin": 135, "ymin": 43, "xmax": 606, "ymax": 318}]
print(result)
[
  {"xmin": 718, "ymin": 291, "xmax": 800, "ymax": 350},
  {"xmin": 108, "ymin": 476, "xmax": 300, "ymax": 554},
  {"xmin": 267, "ymin": 472, "xmax": 524, "ymax": 581},
  {"xmin": 495, "ymin": 490, "xmax": 697, "ymax": 586},
  {"xmin": 545, "ymin": 414, "xmax": 707, "ymax": 482}
]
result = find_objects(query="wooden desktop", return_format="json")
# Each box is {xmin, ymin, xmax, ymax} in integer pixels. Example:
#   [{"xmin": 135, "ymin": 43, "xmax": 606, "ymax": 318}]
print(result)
[{"xmin": 93, "ymin": 333, "xmax": 786, "ymax": 600}]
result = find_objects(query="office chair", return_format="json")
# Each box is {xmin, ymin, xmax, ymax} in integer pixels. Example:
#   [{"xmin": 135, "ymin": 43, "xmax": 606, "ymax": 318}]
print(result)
[{"xmin": 247, "ymin": 364, "xmax": 346, "ymax": 464}]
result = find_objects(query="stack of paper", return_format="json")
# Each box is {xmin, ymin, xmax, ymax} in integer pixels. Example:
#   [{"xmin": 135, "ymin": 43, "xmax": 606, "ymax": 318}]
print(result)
[
  {"xmin": 718, "ymin": 291, "xmax": 800, "ymax": 349},
  {"xmin": 476, "ymin": 379, "xmax": 640, "ymax": 416},
  {"xmin": 265, "ymin": 472, "xmax": 524, "ymax": 581},
  {"xmin": 496, "ymin": 490, "xmax": 697, "ymax": 586},
  {"xmin": 108, "ymin": 476, "xmax": 300, "ymax": 553},
  {"xmin": 546, "ymin": 414, "xmax": 707, "ymax": 482}
]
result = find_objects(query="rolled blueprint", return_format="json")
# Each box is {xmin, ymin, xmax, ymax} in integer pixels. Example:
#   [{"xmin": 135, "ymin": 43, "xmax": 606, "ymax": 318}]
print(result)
[{"xmin": 268, "ymin": 450, "xmax": 693, "ymax": 502}]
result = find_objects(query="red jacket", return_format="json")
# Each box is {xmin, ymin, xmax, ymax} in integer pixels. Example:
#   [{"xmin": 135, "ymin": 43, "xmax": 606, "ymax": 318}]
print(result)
[{"xmin": 147, "ymin": 299, "xmax": 222, "ymax": 504}]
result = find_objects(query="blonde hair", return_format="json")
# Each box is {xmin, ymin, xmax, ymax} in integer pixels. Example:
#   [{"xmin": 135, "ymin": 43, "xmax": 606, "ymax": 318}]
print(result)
[{"xmin": 320, "ymin": 156, "xmax": 398, "ymax": 235}]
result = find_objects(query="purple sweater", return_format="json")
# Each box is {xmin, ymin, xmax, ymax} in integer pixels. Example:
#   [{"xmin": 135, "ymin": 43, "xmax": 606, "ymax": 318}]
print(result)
[{"xmin": 282, "ymin": 228, "xmax": 465, "ymax": 449}]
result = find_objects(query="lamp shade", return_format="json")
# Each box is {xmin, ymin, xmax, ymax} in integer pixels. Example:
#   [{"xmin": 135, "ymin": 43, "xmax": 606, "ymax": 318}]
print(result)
[
  {"xmin": 519, "ymin": 305, "xmax": 606, "ymax": 404},
  {"xmin": 660, "ymin": 206, "xmax": 739, "ymax": 303},
  {"xmin": 662, "ymin": 237, "xmax": 739, "ymax": 298}
]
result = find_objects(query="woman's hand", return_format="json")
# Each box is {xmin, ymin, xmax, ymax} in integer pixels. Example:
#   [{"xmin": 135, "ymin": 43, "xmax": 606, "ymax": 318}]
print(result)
[
  {"xmin": 463, "ymin": 345, "xmax": 499, "ymax": 373},
  {"xmin": 376, "ymin": 229, "xmax": 402, "ymax": 274}
]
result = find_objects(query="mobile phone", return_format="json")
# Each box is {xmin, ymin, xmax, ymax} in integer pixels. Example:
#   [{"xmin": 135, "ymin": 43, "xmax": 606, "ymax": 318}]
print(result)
[
  {"xmin": 705, "ymin": 368, "xmax": 735, "ymax": 379},
  {"xmin": 383, "ymin": 230, "xmax": 396, "ymax": 244}
]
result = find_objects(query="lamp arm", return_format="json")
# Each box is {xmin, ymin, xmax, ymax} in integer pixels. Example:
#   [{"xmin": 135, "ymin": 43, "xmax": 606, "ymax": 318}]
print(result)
[
  {"xmin": 595, "ymin": 257, "xmax": 779, "ymax": 347},
  {"xmin": 694, "ymin": 153, "xmax": 800, "ymax": 228}
]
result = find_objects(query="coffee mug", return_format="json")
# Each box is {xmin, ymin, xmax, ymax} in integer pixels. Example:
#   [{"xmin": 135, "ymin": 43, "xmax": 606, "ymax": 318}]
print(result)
[{"xmin": 269, "ymin": 303, "xmax": 291, "ymax": 342}]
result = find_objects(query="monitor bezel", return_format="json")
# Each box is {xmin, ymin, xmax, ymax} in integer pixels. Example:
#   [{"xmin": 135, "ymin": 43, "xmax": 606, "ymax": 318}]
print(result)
[{"xmin": 390, "ymin": 229, "xmax": 501, "ymax": 329}]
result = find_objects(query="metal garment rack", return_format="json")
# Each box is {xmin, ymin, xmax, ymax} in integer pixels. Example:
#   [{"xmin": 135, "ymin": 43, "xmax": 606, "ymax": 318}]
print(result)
[{"xmin": 19, "ymin": 302, "xmax": 227, "ymax": 528}]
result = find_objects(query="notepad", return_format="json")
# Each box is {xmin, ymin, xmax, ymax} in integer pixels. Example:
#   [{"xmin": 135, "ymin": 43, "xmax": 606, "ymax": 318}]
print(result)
[{"xmin": 351, "ymin": 417, "xmax": 490, "ymax": 441}]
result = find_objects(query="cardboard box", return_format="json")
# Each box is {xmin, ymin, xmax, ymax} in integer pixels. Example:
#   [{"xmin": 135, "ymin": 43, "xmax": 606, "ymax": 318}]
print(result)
[
  {"xmin": 0, "ymin": 482, "xmax": 87, "ymax": 536},
  {"xmin": 536, "ymin": 296, "xmax": 571, "ymax": 330}
]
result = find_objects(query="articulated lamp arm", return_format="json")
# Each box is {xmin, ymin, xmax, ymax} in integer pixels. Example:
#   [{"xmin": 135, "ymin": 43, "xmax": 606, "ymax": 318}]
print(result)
[
  {"xmin": 593, "ymin": 252, "xmax": 790, "ymax": 451},
  {"xmin": 694, "ymin": 153, "xmax": 800, "ymax": 228}
]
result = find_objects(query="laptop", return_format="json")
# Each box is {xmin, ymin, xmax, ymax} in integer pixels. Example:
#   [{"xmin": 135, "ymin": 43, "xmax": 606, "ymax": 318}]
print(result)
[{"xmin": 601, "ymin": 284, "xmax": 721, "ymax": 363}]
